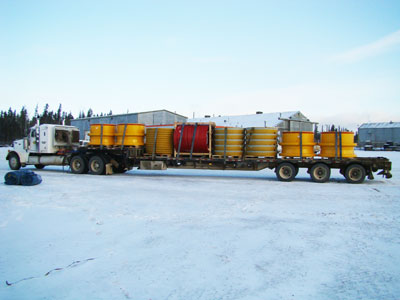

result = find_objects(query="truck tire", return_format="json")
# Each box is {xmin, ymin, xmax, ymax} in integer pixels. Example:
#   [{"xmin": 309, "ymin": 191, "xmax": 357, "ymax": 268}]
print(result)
[
  {"xmin": 276, "ymin": 162, "xmax": 296, "ymax": 182},
  {"xmin": 35, "ymin": 164, "xmax": 45, "ymax": 169},
  {"xmin": 345, "ymin": 164, "xmax": 366, "ymax": 184},
  {"xmin": 310, "ymin": 163, "xmax": 330, "ymax": 183},
  {"xmin": 89, "ymin": 155, "xmax": 105, "ymax": 175},
  {"xmin": 294, "ymin": 165, "xmax": 299, "ymax": 176},
  {"xmin": 8, "ymin": 153, "xmax": 21, "ymax": 170},
  {"xmin": 70, "ymin": 155, "xmax": 88, "ymax": 174}
]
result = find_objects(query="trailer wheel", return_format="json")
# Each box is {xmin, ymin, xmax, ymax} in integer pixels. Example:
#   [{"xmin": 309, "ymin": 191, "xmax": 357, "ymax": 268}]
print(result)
[
  {"xmin": 89, "ymin": 155, "xmax": 105, "ymax": 175},
  {"xmin": 35, "ymin": 164, "xmax": 45, "ymax": 169},
  {"xmin": 8, "ymin": 153, "xmax": 21, "ymax": 170},
  {"xmin": 70, "ymin": 155, "xmax": 88, "ymax": 174},
  {"xmin": 276, "ymin": 162, "xmax": 296, "ymax": 182},
  {"xmin": 345, "ymin": 164, "xmax": 366, "ymax": 184},
  {"xmin": 310, "ymin": 163, "xmax": 330, "ymax": 183}
]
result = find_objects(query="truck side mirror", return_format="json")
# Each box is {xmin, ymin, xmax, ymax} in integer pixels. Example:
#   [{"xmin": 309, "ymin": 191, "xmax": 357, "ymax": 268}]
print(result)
[{"xmin": 23, "ymin": 137, "xmax": 29, "ymax": 150}]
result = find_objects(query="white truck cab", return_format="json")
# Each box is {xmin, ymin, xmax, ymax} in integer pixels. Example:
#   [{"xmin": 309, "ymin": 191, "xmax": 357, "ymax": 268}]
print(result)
[{"xmin": 7, "ymin": 124, "xmax": 80, "ymax": 170}]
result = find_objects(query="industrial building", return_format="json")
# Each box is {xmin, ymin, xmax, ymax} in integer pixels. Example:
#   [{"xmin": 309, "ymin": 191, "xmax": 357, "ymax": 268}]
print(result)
[
  {"xmin": 189, "ymin": 111, "xmax": 314, "ymax": 132},
  {"xmin": 358, "ymin": 122, "xmax": 400, "ymax": 150},
  {"xmin": 72, "ymin": 110, "xmax": 314, "ymax": 140},
  {"xmin": 71, "ymin": 109, "xmax": 187, "ymax": 139}
]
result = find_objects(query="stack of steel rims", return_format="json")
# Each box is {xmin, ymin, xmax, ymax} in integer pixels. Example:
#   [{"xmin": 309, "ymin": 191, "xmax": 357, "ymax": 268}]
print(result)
[
  {"xmin": 214, "ymin": 127, "xmax": 244, "ymax": 157},
  {"xmin": 88, "ymin": 124, "xmax": 116, "ymax": 146},
  {"xmin": 280, "ymin": 132, "xmax": 315, "ymax": 158},
  {"xmin": 146, "ymin": 128, "xmax": 174, "ymax": 155},
  {"xmin": 319, "ymin": 132, "xmax": 356, "ymax": 158},
  {"xmin": 115, "ymin": 124, "xmax": 145, "ymax": 146},
  {"xmin": 245, "ymin": 127, "xmax": 278, "ymax": 157}
]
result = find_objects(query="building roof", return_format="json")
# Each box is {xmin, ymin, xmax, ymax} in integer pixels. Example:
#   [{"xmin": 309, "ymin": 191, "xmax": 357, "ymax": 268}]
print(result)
[
  {"xmin": 73, "ymin": 109, "xmax": 187, "ymax": 121},
  {"xmin": 188, "ymin": 111, "xmax": 306, "ymax": 127},
  {"xmin": 359, "ymin": 122, "xmax": 400, "ymax": 129}
]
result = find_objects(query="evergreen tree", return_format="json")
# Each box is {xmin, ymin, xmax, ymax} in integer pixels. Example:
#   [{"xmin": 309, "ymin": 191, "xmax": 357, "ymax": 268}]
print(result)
[
  {"xmin": 0, "ymin": 104, "xmax": 81, "ymax": 144},
  {"xmin": 19, "ymin": 106, "xmax": 29, "ymax": 136},
  {"xmin": 313, "ymin": 124, "xmax": 320, "ymax": 143},
  {"xmin": 354, "ymin": 131, "xmax": 359, "ymax": 143},
  {"xmin": 39, "ymin": 103, "xmax": 49, "ymax": 124},
  {"xmin": 56, "ymin": 104, "xmax": 62, "ymax": 124}
]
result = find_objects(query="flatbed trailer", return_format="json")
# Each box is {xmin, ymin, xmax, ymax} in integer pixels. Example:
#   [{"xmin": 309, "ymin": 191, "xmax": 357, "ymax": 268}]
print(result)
[
  {"xmin": 68, "ymin": 147, "xmax": 392, "ymax": 184},
  {"xmin": 6, "ymin": 123, "xmax": 392, "ymax": 184}
]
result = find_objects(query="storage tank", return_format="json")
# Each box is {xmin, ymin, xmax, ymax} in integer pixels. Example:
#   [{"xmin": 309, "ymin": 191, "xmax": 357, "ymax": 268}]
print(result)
[
  {"xmin": 115, "ymin": 124, "xmax": 145, "ymax": 146},
  {"xmin": 280, "ymin": 131, "xmax": 315, "ymax": 158},
  {"xmin": 89, "ymin": 124, "xmax": 116, "ymax": 146},
  {"xmin": 214, "ymin": 127, "xmax": 244, "ymax": 157},
  {"xmin": 319, "ymin": 132, "xmax": 356, "ymax": 158},
  {"xmin": 245, "ymin": 127, "xmax": 278, "ymax": 157},
  {"xmin": 145, "ymin": 128, "xmax": 174, "ymax": 155}
]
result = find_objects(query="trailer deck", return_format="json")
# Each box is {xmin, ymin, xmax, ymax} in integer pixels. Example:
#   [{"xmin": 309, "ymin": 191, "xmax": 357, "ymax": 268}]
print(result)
[{"xmin": 129, "ymin": 153, "xmax": 392, "ymax": 184}]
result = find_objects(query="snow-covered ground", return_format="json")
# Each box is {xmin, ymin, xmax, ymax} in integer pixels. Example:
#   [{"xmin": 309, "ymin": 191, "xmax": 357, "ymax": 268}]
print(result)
[{"xmin": 0, "ymin": 148, "xmax": 399, "ymax": 300}]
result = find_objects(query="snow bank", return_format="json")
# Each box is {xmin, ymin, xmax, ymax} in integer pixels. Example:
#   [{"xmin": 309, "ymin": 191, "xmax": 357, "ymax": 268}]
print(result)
[{"xmin": 0, "ymin": 148, "xmax": 399, "ymax": 299}]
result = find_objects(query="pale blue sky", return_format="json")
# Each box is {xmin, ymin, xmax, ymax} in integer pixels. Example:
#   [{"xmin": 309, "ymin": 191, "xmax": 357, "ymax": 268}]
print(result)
[{"xmin": 1, "ymin": 0, "xmax": 399, "ymax": 129}]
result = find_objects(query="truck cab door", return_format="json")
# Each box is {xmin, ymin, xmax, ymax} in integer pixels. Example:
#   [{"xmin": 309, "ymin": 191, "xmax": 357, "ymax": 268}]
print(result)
[
  {"xmin": 23, "ymin": 137, "xmax": 29, "ymax": 150},
  {"xmin": 29, "ymin": 128, "xmax": 39, "ymax": 153},
  {"xmin": 40, "ymin": 126, "xmax": 49, "ymax": 153}
]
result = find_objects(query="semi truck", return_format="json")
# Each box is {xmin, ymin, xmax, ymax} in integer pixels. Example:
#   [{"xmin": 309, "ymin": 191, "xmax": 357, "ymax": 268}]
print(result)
[
  {"xmin": 6, "ymin": 123, "xmax": 392, "ymax": 184},
  {"xmin": 7, "ymin": 124, "xmax": 80, "ymax": 170}
]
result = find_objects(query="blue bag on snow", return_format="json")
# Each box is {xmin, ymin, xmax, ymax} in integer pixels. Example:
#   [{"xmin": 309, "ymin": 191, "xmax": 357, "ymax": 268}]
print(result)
[
  {"xmin": 4, "ymin": 170, "xmax": 42, "ymax": 186},
  {"xmin": 4, "ymin": 170, "xmax": 32, "ymax": 185},
  {"xmin": 21, "ymin": 172, "xmax": 42, "ymax": 186},
  {"xmin": 4, "ymin": 171, "xmax": 21, "ymax": 185}
]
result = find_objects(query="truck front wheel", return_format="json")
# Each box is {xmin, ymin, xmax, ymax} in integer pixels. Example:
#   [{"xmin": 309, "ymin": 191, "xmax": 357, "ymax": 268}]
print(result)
[
  {"xmin": 70, "ymin": 155, "xmax": 88, "ymax": 174},
  {"xmin": 89, "ymin": 155, "xmax": 105, "ymax": 175},
  {"xmin": 8, "ymin": 153, "xmax": 21, "ymax": 170}
]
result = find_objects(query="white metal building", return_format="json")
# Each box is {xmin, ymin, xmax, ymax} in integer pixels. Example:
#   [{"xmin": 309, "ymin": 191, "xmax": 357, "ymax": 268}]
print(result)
[{"xmin": 189, "ymin": 111, "xmax": 314, "ymax": 131}]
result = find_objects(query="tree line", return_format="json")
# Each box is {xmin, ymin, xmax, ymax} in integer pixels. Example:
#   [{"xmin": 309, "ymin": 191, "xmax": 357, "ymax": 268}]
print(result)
[
  {"xmin": 1, "ymin": 104, "xmax": 358, "ymax": 145},
  {"xmin": 0, "ymin": 104, "xmax": 104, "ymax": 145}
]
